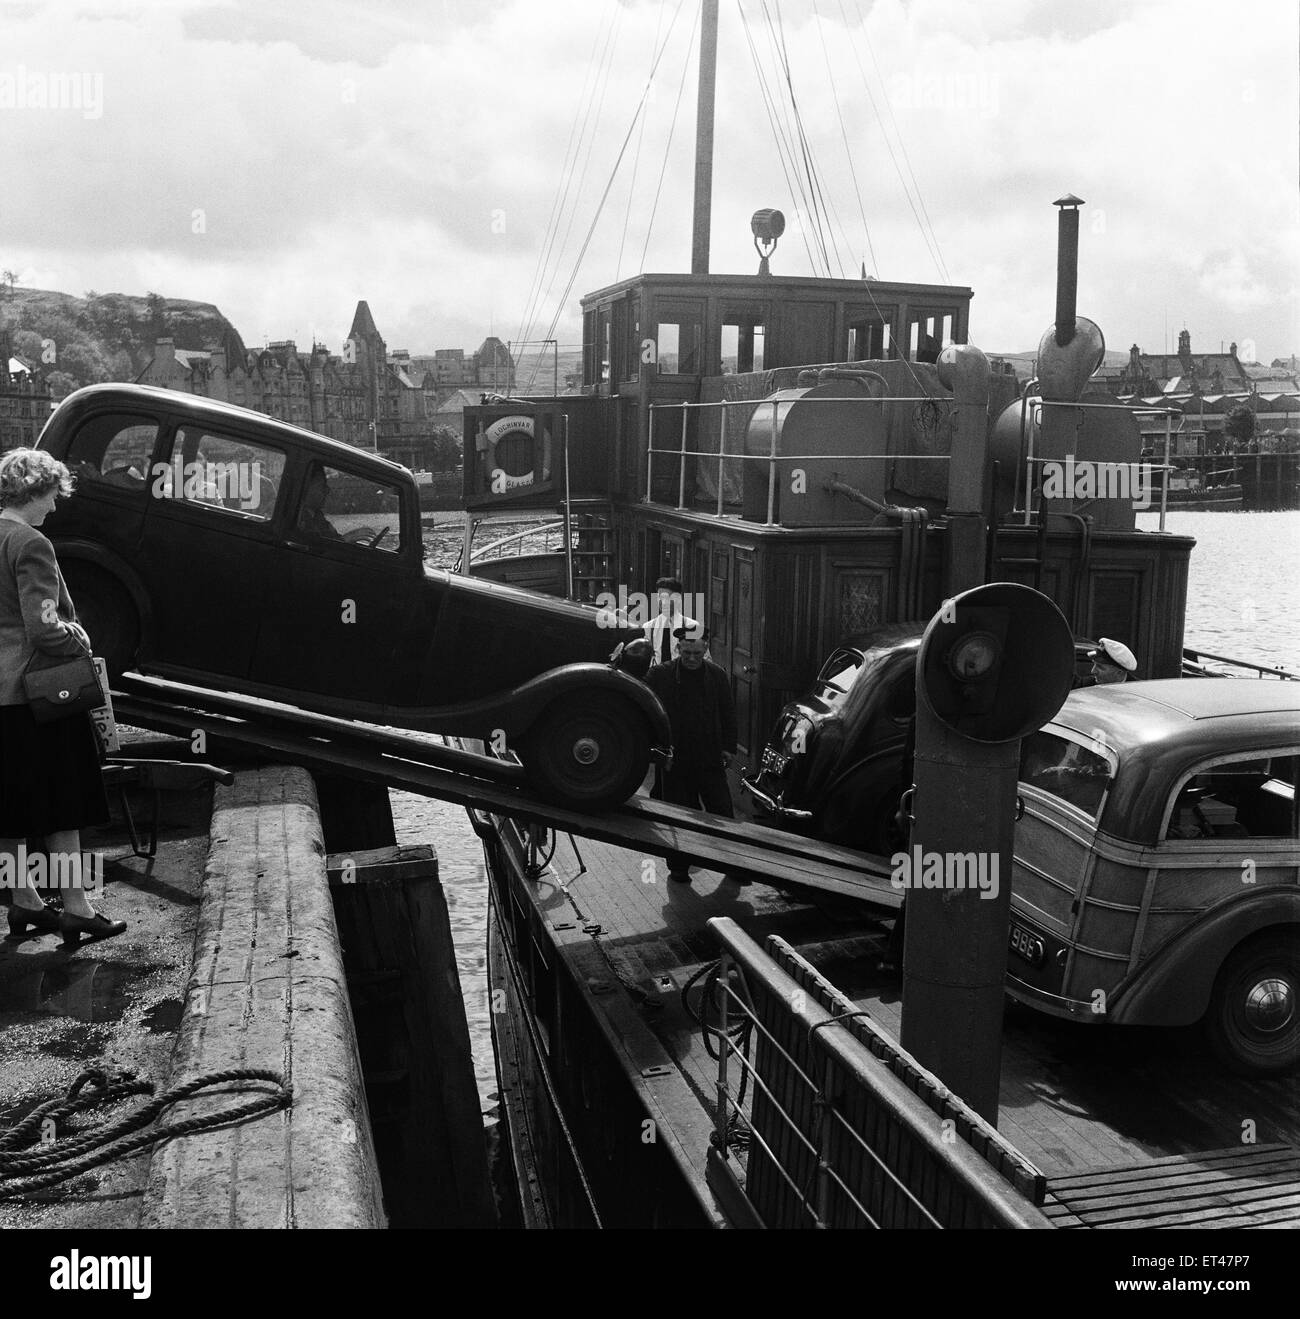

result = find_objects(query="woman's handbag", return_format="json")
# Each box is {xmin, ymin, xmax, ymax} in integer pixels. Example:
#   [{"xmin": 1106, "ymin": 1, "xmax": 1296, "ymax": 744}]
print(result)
[{"xmin": 22, "ymin": 650, "xmax": 106, "ymax": 723}]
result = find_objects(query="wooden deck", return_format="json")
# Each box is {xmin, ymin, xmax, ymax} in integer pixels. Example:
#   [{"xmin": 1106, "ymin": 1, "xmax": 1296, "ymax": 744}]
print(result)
[
  {"xmin": 1043, "ymin": 1146, "xmax": 1300, "ymax": 1229},
  {"xmin": 525, "ymin": 823, "xmax": 1300, "ymax": 1223}
]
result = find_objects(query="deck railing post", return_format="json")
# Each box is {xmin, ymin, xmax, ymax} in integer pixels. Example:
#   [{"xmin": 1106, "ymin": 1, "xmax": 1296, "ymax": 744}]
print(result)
[
  {"xmin": 811, "ymin": 1052, "xmax": 834, "ymax": 1228},
  {"xmin": 678, "ymin": 405, "xmax": 689, "ymax": 510},
  {"xmin": 766, "ymin": 398, "xmax": 778, "ymax": 526},
  {"xmin": 646, "ymin": 406, "xmax": 655, "ymax": 503},
  {"xmin": 714, "ymin": 954, "xmax": 732, "ymax": 1158},
  {"xmin": 1160, "ymin": 411, "xmax": 1171, "ymax": 531},
  {"xmin": 717, "ymin": 406, "xmax": 728, "ymax": 518}
]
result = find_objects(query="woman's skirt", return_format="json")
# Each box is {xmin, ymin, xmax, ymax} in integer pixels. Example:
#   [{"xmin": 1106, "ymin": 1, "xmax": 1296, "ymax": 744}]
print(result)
[{"xmin": 0, "ymin": 702, "xmax": 110, "ymax": 837}]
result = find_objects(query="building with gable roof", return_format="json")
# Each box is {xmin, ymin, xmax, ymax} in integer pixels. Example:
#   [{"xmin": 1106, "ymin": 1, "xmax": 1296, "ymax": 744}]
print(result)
[{"xmin": 0, "ymin": 329, "xmax": 53, "ymax": 450}]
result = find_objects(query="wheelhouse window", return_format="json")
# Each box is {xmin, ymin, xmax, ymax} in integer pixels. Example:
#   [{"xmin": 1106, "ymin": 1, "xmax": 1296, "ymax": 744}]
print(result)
[
  {"xmin": 847, "ymin": 318, "xmax": 890, "ymax": 361},
  {"xmin": 721, "ymin": 317, "xmax": 766, "ymax": 374},
  {"xmin": 65, "ymin": 414, "xmax": 160, "ymax": 490},
  {"xmin": 295, "ymin": 462, "xmax": 404, "ymax": 554},
  {"xmin": 655, "ymin": 320, "xmax": 702, "ymax": 375},
  {"xmin": 1164, "ymin": 754, "xmax": 1298, "ymax": 841},
  {"xmin": 1020, "ymin": 731, "xmax": 1112, "ymax": 819},
  {"xmin": 157, "ymin": 427, "xmax": 286, "ymax": 520}
]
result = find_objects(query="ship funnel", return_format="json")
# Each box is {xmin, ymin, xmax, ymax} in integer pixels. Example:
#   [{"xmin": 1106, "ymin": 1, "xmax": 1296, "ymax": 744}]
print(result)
[{"xmin": 1037, "ymin": 194, "xmax": 1104, "ymax": 401}]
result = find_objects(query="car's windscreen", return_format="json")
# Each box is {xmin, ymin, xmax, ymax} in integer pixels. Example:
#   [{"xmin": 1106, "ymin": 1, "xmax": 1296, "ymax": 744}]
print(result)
[{"xmin": 1020, "ymin": 731, "xmax": 1112, "ymax": 819}]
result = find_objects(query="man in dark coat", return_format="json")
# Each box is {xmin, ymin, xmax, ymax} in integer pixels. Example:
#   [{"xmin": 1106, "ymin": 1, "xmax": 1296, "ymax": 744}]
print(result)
[{"xmin": 646, "ymin": 626, "xmax": 744, "ymax": 884}]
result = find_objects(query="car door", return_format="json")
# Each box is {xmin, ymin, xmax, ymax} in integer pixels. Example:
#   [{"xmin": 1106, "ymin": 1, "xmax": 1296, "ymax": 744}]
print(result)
[
  {"xmin": 134, "ymin": 418, "xmax": 288, "ymax": 683},
  {"xmin": 252, "ymin": 457, "xmax": 433, "ymax": 711}
]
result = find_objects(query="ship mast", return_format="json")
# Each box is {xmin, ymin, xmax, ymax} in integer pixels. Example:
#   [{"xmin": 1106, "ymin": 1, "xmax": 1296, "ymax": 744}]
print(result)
[{"xmin": 690, "ymin": 0, "xmax": 720, "ymax": 274}]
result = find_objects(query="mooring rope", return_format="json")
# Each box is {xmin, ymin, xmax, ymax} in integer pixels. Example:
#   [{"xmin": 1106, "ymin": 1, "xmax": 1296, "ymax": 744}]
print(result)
[{"xmin": 0, "ymin": 1067, "xmax": 292, "ymax": 1197}]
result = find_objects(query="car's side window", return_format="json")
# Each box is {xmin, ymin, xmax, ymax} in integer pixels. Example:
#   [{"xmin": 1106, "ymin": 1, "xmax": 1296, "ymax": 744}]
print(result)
[
  {"xmin": 1164, "ymin": 754, "xmax": 1298, "ymax": 841},
  {"xmin": 156, "ymin": 427, "xmax": 285, "ymax": 522},
  {"xmin": 295, "ymin": 463, "xmax": 404, "ymax": 554},
  {"xmin": 64, "ymin": 413, "xmax": 160, "ymax": 492}
]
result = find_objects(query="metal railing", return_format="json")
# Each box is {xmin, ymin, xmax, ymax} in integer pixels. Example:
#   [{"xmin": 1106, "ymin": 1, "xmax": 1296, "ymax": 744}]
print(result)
[
  {"xmin": 1182, "ymin": 647, "xmax": 1299, "ymax": 681},
  {"xmin": 1021, "ymin": 394, "xmax": 1182, "ymax": 531},
  {"xmin": 704, "ymin": 917, "xmax": 1052, "ymax": 1229},
  {"xmin": 646, "ymin": 394, "xmax": 951, "ymax": 526},
  {"xmin": 457, "ymin": 519, "xmax": 568, "ymax": 571}
]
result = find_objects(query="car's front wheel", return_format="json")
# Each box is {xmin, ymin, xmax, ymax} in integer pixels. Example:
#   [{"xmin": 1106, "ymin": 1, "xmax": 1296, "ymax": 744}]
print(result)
[
  {"xmin": 519, "ymin": 693, "xmax": 650, "ymax": 810},
  {"xmin": 1204, "ymin": 931, "xmax": 1300, "ymax": 1077}
]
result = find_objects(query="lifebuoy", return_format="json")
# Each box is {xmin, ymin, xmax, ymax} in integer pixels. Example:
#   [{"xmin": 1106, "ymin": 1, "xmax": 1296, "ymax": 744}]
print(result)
[{"xmin": 483, "ymin": 415, "xmax": 552, "ymax": 490}]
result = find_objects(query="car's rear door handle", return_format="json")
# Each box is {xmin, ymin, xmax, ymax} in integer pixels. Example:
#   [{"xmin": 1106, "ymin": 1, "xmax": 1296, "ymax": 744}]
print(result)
[{"xmin": 742, "ymin": 665, "xmax": 757, "ymax": 674}]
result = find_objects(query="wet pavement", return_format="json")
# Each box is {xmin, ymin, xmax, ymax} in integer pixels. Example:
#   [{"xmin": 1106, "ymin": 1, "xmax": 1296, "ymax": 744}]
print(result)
[{"xmin": 0, "ymin": 739, "xmax": 210, "ymax": 1228}]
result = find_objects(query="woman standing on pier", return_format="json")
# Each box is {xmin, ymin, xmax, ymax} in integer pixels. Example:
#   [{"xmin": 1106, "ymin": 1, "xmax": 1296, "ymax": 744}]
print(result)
[{"xmin": 0, "ymin": 449, "xmax": 124, "ymax": 942}]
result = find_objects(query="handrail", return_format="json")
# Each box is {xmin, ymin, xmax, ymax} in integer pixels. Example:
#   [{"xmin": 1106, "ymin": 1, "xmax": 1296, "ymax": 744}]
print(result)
[
  {"xmin": 706, "ymin": 917, "xmax": 1055, "ymax": 1229},
  {"xmin": 468, "ymin": 519, "xmax": 567, "ymax": 564},
  {"xmin": 1182, "ymin": 647, "xmax": 1299, "ymax": 681}
]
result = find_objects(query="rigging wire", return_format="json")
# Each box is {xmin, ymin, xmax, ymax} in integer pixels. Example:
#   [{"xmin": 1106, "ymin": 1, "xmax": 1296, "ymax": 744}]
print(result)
[
  {"xmin": 764, "ymin": 0, "xmax": 842, "ymax": 276},
  {"xmin": 735, "ymin": 0, "xmax": 819, "ymax": 273},
  {"xmin": 528, "ymin": 6, "xmax": 628, "ymax": 383},
  {"xmin": 513, "ymin": 8, "xmax": 620, "ymax": 376},
  {"xmin": 756, "ymin": 1, "xmax": 829, "ymax": 273},
  {"xmin": 639, "ymin": 4, "xmax": 700, "ymax": 273},
  {"xmin": 617, "ymin": 0, "xmax": 668, "ymax": 281},
  {"xmin": 853, "ymin": 0, "xmax": 951, "ymax": 284},
  {"xmin": 812, "ymin": 0, "xmax": 878, "ymax": 275},
  {"xmin": 531, "ymin": 0, "xmax": 691, "ymax": 378},
  {"xmin": 834, "ymin": 0, "xmax": 948, "ymax": 283}
]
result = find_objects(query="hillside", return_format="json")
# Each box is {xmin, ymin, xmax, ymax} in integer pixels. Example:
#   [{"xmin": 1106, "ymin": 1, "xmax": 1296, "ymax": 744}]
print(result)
[{"xmin": 0, "ymin": 286, "xmax": 246, "ymax": 396}]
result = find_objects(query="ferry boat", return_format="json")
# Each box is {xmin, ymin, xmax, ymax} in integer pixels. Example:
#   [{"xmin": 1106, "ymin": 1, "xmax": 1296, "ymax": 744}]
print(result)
[{"xmin": 459, "ymin": 2, "xmax": 1297, "ymax": 1228}]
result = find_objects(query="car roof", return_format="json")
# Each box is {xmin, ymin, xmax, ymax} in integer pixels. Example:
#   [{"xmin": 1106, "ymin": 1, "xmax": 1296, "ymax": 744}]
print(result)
[
  {"xmin": 1048, "ymin": 678, "xmax": 1300, "ymax": 842},
  {"xmin": 839, "ymin": 623, "xmax": 926, "ymax": 655},
  {"xmin": 40, "ymin": 383, "xmax": 411, "ymax": 475},
  {"xmin": 1053, "ymin": 678, "xmax": 1300, "ymax": 744}
]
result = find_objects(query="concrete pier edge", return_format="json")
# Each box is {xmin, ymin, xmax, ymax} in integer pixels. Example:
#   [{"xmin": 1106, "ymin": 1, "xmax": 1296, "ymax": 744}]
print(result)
[{"xmin": 142, "ymin": 765, "xmax": 386, "ymax": 1229}]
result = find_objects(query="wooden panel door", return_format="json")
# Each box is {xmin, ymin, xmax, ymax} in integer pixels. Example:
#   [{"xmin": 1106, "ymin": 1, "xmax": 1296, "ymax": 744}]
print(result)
[{"xmin": 730, "ymin": 548, "xmax": 758, "ymax": 756}]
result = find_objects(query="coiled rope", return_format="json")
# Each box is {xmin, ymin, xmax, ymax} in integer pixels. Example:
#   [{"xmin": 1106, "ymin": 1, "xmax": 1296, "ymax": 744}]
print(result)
[{"xmin": 0, "ymin": 1067, "xmax": 292, "ymax": 1198}]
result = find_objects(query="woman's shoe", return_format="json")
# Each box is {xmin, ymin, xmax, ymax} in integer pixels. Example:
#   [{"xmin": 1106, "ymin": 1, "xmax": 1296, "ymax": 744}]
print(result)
[
  {"xmin": 59, "ymin": 910, "xmax": 127, "ymax": 944},
  {"xmin": 6, "ymin": 901, "xmax": 61, "ymax": 936}
]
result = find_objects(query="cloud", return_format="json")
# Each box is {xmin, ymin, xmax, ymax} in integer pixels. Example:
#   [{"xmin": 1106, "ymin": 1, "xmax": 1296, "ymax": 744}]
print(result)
[{"xmin": 0, "ymin": 0, "xmax": 1295, "ymax": 361}]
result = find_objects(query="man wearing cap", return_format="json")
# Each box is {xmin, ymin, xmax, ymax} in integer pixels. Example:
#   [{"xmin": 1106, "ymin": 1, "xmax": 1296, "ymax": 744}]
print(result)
[
  {"xmin": 646, "ymin": 627, "xmax": 745, "ymax": 885},
  {"xmin": 1089, "ymin": 637, "xmax": 1137, "ymax": 684},
  {"xmin": 644, "ymin": 576, "xmax": 701, "ymax": 666}
]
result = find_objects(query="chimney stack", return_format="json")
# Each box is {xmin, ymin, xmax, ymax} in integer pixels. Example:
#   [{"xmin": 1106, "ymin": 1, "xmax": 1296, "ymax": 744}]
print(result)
[{"xmin": 1053, "ymin": 194, "xmax": 1084, "ymax": 347}]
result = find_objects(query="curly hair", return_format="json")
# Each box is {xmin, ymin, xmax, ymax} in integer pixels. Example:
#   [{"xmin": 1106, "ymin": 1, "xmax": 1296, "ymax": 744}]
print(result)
[{"xmin": 0, "ymin": 448, "xmax": 74, "ymax": 508}]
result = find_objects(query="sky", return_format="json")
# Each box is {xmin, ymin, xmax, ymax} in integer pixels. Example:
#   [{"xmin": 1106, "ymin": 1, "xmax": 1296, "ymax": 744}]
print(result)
[{"xmin": 1, "ymin": 0, "xmax": 1296, "ymax": 366}]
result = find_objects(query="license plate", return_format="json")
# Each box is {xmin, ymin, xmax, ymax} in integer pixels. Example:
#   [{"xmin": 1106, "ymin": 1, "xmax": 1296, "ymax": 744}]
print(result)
[{"xmin": 1009, "ymin": 921, "xmax": 1045, "ymax": 968}]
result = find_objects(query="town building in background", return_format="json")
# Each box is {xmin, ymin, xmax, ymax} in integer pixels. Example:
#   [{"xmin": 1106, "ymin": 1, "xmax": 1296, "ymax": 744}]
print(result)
[
  {"xmin": 0, "ymin": 330, "xmax": 54, "ymax": 450},
  {"xmin": 1090, "ymin": 330, "xmax": 1300, "ymax": 452},
  {"xmin": 134, "ymin": 301, "xmax": 514, "ymax": 472}
]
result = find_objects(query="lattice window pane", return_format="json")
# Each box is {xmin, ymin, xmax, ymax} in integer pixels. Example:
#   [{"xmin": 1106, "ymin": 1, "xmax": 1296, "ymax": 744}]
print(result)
[{"xmin": 839, "ymin": 574, "xmax": 883, "ymax": 634}]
